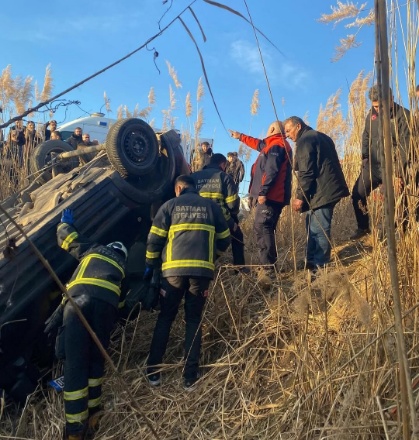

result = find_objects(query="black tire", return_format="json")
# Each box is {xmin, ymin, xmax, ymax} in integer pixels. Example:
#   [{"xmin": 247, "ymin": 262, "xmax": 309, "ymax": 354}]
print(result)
[
  {"xmin": 30, "ymin": 140, "xmax": 78, "ymax": 184},
  {"xmin": 106, "ymin": 118, "xmax": 159, "ymax": 178}
]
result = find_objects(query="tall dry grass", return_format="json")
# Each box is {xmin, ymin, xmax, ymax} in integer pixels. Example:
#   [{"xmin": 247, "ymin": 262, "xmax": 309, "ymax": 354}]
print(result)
[{"xmin": 2, "ymin": 12, "xmax": 419, "ymax": 435}]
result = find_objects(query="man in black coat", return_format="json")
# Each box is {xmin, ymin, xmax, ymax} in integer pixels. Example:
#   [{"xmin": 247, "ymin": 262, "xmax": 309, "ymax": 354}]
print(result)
[
  {"xmin": 56, "ymin": 209, "xmax": 128, "ymax": 440},
  {"xmin": 350, "ymin": 85, "xmax": 410, "ymax": 239},
  {"xmin": 191, "ymin": 153, "xmax": 245, "ymax": 270},
  {"xmin": 66, "ymin": 127, "xmax": 83, "ymax": 149},
  {"xmin": 284, "ymin": 116, "xmax": 349, "ymax": 270},
  {"xmin": 145, "ymin": 175, "xmax": 230, "ymax": 390}
]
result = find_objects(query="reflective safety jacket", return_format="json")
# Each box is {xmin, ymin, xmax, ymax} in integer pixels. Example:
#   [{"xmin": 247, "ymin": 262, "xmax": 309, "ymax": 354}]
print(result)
[
  {"xmin": 191, "ymin": 164, "xmax": 239, "ymax": 227},
  {"xmin": 240, "ymin": 133, "xmax": 292, "ymax": 204},
  {"xmin": 145, "ymin": 187, "xmax": 231, "ymax": 279},
  {"xmin": 57, "ymin": 223, "xmax": 126, "ymax": 309}
]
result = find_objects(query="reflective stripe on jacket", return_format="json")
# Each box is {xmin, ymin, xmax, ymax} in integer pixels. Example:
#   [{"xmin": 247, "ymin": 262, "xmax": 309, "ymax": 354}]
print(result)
[
  {"xmin": 57, "ymin": 223, "xmax": 126, "ymax": 308},
  {"xmin": 191, "ymin": 164, "xmax": 239, "ymax": 225},
  {"xmin": 145, "ymin": 187, "xmax": 231, "ymax": 279}
]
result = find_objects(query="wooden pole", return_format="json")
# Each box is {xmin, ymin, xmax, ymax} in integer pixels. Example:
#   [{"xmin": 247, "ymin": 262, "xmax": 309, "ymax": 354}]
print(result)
[{"xmin": 374, "ymin": 0, "xmax": 418, "ymax": 437}]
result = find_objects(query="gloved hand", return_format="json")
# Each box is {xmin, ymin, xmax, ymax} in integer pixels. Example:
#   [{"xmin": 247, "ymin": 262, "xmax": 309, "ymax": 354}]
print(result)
[
  {"xmin": 61, "ymin": 209, "xmax": 74, "ymax": 225},
  {"xmin": 142, "ymin": 285, "xmax": 159, "ymax": 311},
  {"xmin": 143, "ymin": 264, "xmax": 154, "ymax": 282},
  {"xmin": 44, "ymin": 303, "xmax": 64, "ymax": 339}
]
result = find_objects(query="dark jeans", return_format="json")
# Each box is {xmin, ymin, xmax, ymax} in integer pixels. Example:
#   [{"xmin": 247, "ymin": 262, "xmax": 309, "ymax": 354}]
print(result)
[
  {"xmin": 147, "ymin": 276, "xmax": 210, "ymax": 380},
  {"xmin": 63, "ymin": 295, "xmax": 117, "ymax": 435},
  {"xmin": 352, "ymin": 163, "xmax": 382, "ymax": 230},
  {"xmin": 306, "ymin": 203, "xmax": 335, "ymax": 267},
  {"xmin": 230, "ymin": 222, "xmax": 245, "ymax": 266},
  {"xmin": 253, "ymin": 201, "xmax": 284, "ymax": 265}
]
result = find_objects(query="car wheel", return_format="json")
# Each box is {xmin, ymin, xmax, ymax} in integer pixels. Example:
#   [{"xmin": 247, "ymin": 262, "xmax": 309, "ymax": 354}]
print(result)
[
  {"xmin": 106, "ymin": 118, "xmax": 159, "ymax": 178},
  {"xmin": 30, "ymin": 140, "xmax": 79, "ymax": 183}
]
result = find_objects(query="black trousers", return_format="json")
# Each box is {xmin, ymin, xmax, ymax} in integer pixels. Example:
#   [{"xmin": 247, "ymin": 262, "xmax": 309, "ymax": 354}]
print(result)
[
  {"xmin": 230, "ymin": 221, "xmax": 245, "ymax": 266},
  {"xmin": 63, "ymin": 295, "xmax": 117, "ymax": 435},
  {"xmin": 147, "ymin": 276, "xmax": 210, "ymax": 380},
  {"xmin": 351, "ymin": 163, "xmax": 382, "ymax": 230},
  {"xmin": 253, "ymin": 201, "xmax": 284, "ymax": 265}
]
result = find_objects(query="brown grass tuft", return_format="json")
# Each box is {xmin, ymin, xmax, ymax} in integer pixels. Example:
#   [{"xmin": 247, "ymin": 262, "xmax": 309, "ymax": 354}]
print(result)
[
  {"xmin": 40, "ymin": 64, "xmax": 53, "ymax": 103},
  {"xmin": 166, "ymin": 61, "xmax": 182, "ymax": 89},
  {"xmin": 185, "ymin": 91, "xmax": 192, "ymax": 118},
  {"xmin": 318, "ymin": 1, "xmax": 366, "ymax": 26},
  {"xmin": 250, "ymin": 89, "xmax": 260, "ymax": 116},
  {"xmin": 196, "ymin": 77, "xmax": 204, "ymax": 102}
]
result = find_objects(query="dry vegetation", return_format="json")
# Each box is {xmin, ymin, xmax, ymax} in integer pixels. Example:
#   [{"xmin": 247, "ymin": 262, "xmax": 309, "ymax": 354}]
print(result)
[
  {"xmin": 1, "ymin": 70, "xmax": 419, "ymax": 439},
  {"xmin": 2, "ymin": 3, "xmax": 419, "ymax": 434}
]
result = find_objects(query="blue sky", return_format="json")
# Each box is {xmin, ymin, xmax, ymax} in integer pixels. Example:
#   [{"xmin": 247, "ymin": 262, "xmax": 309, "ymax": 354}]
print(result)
[{"xmin": 1, "ymin": 0, "xmax": 412, "ymax": 178}]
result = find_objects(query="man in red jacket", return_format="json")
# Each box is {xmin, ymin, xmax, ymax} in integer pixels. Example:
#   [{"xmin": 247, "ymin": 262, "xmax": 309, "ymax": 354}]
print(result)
[{"xmin": 229, "ymin": 121, "xmax": 292, "ymax": 275}]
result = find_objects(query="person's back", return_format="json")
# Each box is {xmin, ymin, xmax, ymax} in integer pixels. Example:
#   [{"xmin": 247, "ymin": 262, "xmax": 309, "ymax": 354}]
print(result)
[
  {"xmin": 296, "ymin": 126, "xmax": 349, "ymax": 212},
  {"xmin": 148, "ymin": 185, "xmax": 229, "ymax": 279},
  {"xmin": 191, "ymin": 159, "xmax": 239, "ymax": 227}
]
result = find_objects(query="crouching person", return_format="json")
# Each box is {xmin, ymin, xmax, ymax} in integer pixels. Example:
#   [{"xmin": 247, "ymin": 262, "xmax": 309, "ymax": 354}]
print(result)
[
  {"xmin": 145, "ymin": 175, "xmax": 230, "ymax": 390},
  {"xmin": 56, "ymin": 209, "xmax": 128, "ymax": 440}
]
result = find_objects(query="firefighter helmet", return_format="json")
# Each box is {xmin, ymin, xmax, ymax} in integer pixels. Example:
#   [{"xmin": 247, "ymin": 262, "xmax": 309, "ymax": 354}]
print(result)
[{"xmin": 107, "ymin": 241, "xmax": 128, "ymax": 260}]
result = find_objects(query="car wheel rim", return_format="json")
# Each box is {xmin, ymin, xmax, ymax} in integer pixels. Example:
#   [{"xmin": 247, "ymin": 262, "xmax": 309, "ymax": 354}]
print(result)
[{"xmin": 123, "ymin": 129, "xmax": 152, "ymax": 165}]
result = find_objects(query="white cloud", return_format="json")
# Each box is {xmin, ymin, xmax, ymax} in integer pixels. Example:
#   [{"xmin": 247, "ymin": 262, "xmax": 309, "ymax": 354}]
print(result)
[{"xmin": 230, "ymin": 39, "xmax": 309, "ymax": 89}]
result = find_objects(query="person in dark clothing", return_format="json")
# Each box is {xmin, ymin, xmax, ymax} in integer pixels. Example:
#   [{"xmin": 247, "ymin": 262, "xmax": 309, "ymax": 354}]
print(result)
[
  {"xmin": 50, "ymin": 130, "xmax": 62, "ymax": 140},
  {"xmin": 350, "ymin": 85, "xmax": 410, "ymax": 240},
  {"xmin": 145, "ymin": 175, "xmax": 230, "ymax": 390},
  {"xmin": 66, "ymin": 127, "xmax": 83, "ymax": 149},
  {"xmin": 56, "ymin": 209, "xmax": 128, "ymax": 440},
  {"xmin": 191, "ymin": 153, "xmax": 246, "ymax": 271},
  {"xmin": 76, "ymin": 133, "xmax": 99, "ymax": 165},
  {"xmin": 229, "ymin": 121, "xmax": 292, "ymax": 274},
  {"xmin": 284, "ymin": 116, "xmax": 349, "ymax": 270},
  {"xmin": 43, "ymin": 119, "xmax": 57, "ymax": 141},
  {"xmin": 8, "ymin": 119, "xmax": 26, "ymax": 160},
  {"xmin": 191, "ymin": 141, "xmax": 213, "ymax": 172},
  {"xmin": 226, "ymin": 152, "xmax": 245, "ymax": 190},
  {"xmin": 25, "ymin": 121, "xmax": 42, "ymax": 151}
]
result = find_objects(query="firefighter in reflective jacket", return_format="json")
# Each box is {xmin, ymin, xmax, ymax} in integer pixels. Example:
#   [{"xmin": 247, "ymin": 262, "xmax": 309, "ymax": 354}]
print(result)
[
  {"xmin": 145, "ymin": 175, "xmax": 230, "ymax": 389},
  {"xmin": 191, "ymin": 153, "xmax": 246, "ymax": 270},
  {"xmin": 57, "ymin": 209, "xmax": 128, "ymax": 440}
]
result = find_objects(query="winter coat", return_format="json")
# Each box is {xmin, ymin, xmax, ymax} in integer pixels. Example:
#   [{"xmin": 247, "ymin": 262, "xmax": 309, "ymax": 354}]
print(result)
[
  {"xmin": 57, "ymin": 222, "xmax": 126, "ymax": 309},
  {"xmin": 66, "ymin": 133, "xmax": 83, "ymax": 149},
  {"xmin": 191, "ymin": 147, "xmax": 213, "ymax": 172},
  {"xmin": 191, "ymin": 163, "xmax": 239, "ymax": 227},
  {"xmin": 294, "ymin": 126, "xmax": 349, "ymax": 212},
  {"xmin": 146, "ymin": 187, "xmax": 231, "ymax": 279},
  {"xmin": 362, "ymin": 102, "xmax": 410, "ymax": 178},
  {"xmin": 240, "ymin": 133, "xmax": 292, "ymax": 204},
  {"xmin": 226, "ymin": 159, "xmax": 245, "ymax": 185}
]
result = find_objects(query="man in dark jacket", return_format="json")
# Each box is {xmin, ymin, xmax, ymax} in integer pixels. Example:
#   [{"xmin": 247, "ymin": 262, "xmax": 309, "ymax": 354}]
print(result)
[
  {"xmin": 191, "ymin": 141, "xmax": 213, "ymax": 172},
  {"xmin": 229, "ymin": 121, "xmax": 292, "ymax": 273},
  {"xmin": 284, "ymin": 116, "xmax": 349, "ymax": 270},
  {"xmin": 350, "ymin": 85, "xmax": 410, "ymax": 239},
  {"xmin": 66, "ymin": 127, "xmax": 83, "ymax": 149},
  {"xmin": 191, "ymin": 153, "xmax": 245, "ymax": 270},
  {"xmin": 76, "ymin": 133, "xmax": 99, "ymax": 165},
  {"xmin": 145, "ymin": 175, "xmax": 230, "ymax": 390},
  {"xmin": 226, "ymin": 152, "xmax": 245, "ymax": 190},
  {"xmin": 43, "ymin": 119, "xmax": 57, "ymax": 141},
  {"xmin": 56, "ymin": 209, "xmax": 127, "ymax": 440}
]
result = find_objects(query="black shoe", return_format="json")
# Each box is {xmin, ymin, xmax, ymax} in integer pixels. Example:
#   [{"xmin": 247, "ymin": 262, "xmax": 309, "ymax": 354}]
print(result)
[
  {"xmin": 184, "ymin": 374, "xmax": 200, "ymax": 391},
  {"xmin": 350, "ymin": 228, "xmax": 370, "ymax": 240},
  {"xmin": 296, "ymin": 261, "xmax": 316, "ymax": 271},
  {"xmin": 233, "ymin": 266, "xmax": 251, "ymax": 275},
  {"xmin": 147, "ymin": 372, "xmax": 161, "ymax": 387}
]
